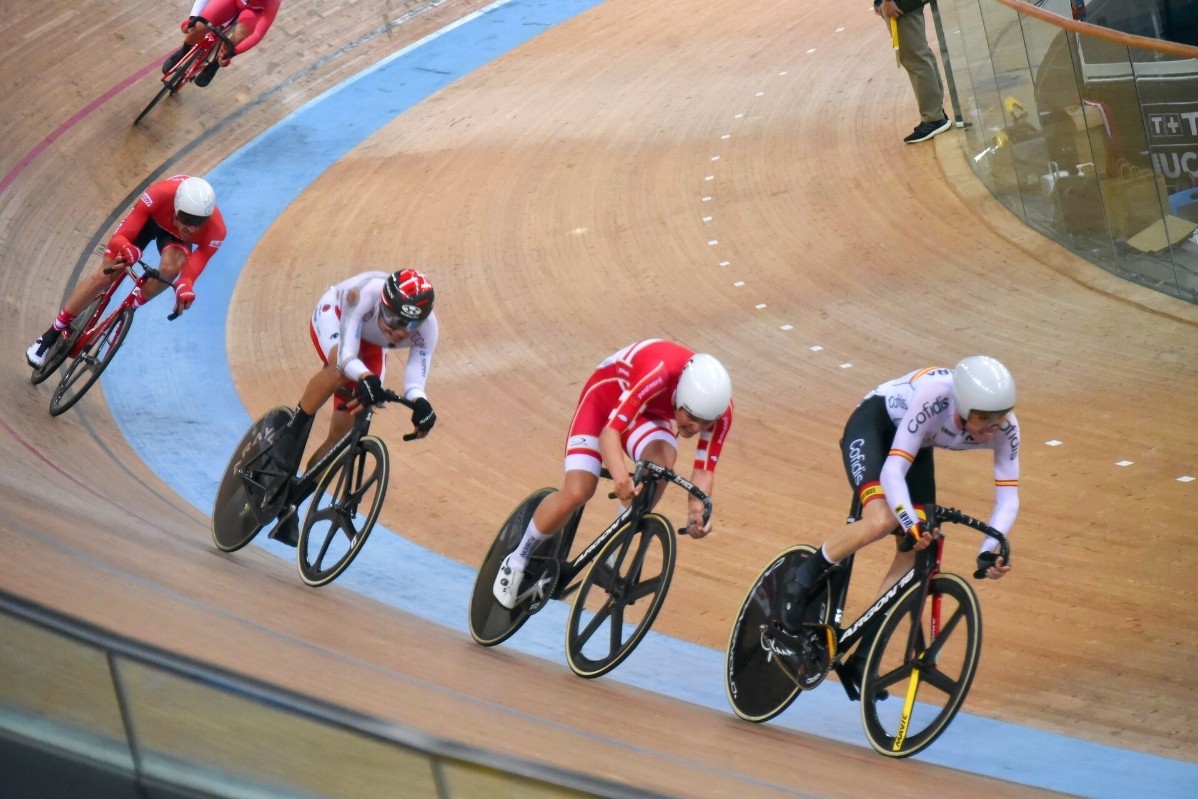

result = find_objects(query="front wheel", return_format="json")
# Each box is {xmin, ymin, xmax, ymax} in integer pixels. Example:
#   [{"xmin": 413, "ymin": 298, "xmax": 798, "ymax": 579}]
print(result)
[
  {"xmin": 297, "ymin": 435, "xmax": 390, "ymax": 587},
  {"xmin": 49, "ymin": 307, "xmax": 133, "ymax": 416},
  {"xmin": 134, "ymin": 48, "xmax": 201, "ymax": 125},
  {"xmin": 565, "ymin": 513, "xmax": 677, "ymax": 678},
  {"xmin": 211, "ymin": 406, "xmax": 294, "ymax": 552},
  {"xmin": 859, "ymin": 571, "xmax": 982, "ymax": 758}
]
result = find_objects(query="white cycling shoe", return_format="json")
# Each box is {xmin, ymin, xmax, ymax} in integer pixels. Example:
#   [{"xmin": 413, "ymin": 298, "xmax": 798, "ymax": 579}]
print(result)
[
  {"xmin": 492, "ymin": 554, "xmax": 525, "ymax": 609},
  {"xmin": 26, "ymin": 336, "xmax": 53, "ymax": 369}
]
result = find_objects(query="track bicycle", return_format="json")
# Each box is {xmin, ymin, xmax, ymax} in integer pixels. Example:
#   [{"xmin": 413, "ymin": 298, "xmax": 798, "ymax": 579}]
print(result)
[
  {"xmin": 211, "ymin": 390, "xmax": 417, "ymax": 587},
  {"xmin": 724, "ymin": 502, "xmax": 1010, "ymax": 758},
  {"xmin": 134, "ymin": 20, "xmax": 236, "ymax": 125},
  {"xmin": 30, "ymin": 261, "xmax": 179, "ymax": 416},
  {"xmin": 469, "ymin": 460, "xmax": 712, "ymax": 678}
]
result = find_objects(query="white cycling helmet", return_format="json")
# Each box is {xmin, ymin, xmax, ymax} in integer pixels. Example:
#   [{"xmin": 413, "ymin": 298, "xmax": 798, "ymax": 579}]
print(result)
[
  {"xmin": 675, "ymin": 353, "xmax": 732, "ymax": 422},
  {"xmin": 952, "ymin": 355, "xmax": 1015, "ymax": 417},
  {"xmin": 174, "ymin": 176, "xmax": 216, "ymax": 222}
]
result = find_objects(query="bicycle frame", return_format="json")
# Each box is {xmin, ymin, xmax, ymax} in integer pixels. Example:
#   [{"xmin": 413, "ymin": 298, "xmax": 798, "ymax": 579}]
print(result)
[
  {"xmin": 814, "ymin": 505, "xmax": 1008, "ymax": 697},
  {"xmin": 169, "ymin": 21, "xmax": 236, "ymax": 87},
  {"xmin": 70, "ymin": 262, "xmax": 174, "ymax": 357},
  {"xmin": 525, "ymin": 461, "xmax": 712, "ymax": 605}
]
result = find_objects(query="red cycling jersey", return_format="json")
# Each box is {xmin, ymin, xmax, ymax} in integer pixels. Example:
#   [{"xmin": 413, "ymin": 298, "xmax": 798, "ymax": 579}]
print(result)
[
  {"xmin": 568, "ymin": 339, "xmax": 733, "ymax": 473},
  {"xmin": 106, "ymin": 175, "xmax": 226, "ymax": 287},
  {"xmin": 188, "ymin": 0, "xmax": 281, "ymax": 55}
]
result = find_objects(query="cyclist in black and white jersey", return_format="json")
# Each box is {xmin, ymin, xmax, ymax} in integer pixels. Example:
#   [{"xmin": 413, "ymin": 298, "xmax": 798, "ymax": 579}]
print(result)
[{"xmin": 781, "ymin": 356, "xmax": 1019, "ymax": 644}]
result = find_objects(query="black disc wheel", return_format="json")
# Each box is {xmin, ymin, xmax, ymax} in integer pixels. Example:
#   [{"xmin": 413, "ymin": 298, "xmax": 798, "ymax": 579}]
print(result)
[
  {"xmin": 725, "ymin": 545, "xmax": 840, "ymax": 722},
  {"xmin": 211, "ymin": 406, "xmax": 295, "ymax": 552},
  {"xmin": 564, "ymin": 512, "xmax": 677, "ymax": 679},
  {"xmin": 859, "ymin": 572, "xmax": 982, "ymax": 758},
  {"xmin": 468, "ymin": 488, "xmax": 563, "ymax": 647}
]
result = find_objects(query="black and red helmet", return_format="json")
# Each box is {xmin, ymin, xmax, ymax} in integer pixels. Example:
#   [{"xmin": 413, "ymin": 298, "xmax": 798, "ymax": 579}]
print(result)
[{"xmin": 380, "ymin": 269, "xmax": 434, "ymax": 331}]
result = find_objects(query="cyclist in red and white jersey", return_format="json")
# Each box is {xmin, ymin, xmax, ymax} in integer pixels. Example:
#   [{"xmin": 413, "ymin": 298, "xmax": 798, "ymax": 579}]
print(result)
[
  {"xmin": 26, "ymin": 175, "xmax": 224, "ymax": 369},
  {"xmin": 266, "ymin": 269, "xmax": 438, "ymax": 545},
  {"xmin": 780, "ymin": 356, "xmax": 1019, "ymax": 641},
  {"xmin": 493, "ymin": 339, "xmax": 734, "ymax": 608},
  {"xmin": 163, "ymin": 0, "xmax": 283, "ymax": 88}
]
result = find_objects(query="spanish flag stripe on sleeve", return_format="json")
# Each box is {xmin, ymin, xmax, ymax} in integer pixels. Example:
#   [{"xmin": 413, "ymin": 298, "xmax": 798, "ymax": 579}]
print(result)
[
  {"xmin": 888, "ymin": 448, "xmax": 916, "ymax": 463},
  {"xmin": 995, "ymin": 479, "xmax": 1019, "ymax": 487},
  {"xmin": 910, "ymin": 367, "xmax": 938, "ymax": 382}
]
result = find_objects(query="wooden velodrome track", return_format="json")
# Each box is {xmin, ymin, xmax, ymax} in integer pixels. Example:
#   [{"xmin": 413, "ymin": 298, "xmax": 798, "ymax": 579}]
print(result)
[{"xmin": 2, "ymin": 1, "xmax": 1196, "ymax": 797}]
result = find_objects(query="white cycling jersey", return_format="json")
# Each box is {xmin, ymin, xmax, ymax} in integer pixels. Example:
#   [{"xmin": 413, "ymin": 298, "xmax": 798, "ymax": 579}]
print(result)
[
  {"xmin": 866, "ymin": 366, "xmax": 1020, "ymax": 552},
  {"xmin": 310, "ymin": 271, "xmax": 438, "ymax": 402}
]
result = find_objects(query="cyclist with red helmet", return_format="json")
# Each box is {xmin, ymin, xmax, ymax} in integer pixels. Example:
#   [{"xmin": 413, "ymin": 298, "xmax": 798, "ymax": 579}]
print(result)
[
  {"xmin": 266, "ymin": 269, "xmax": 438, "ymax": 544},
  {"xmin": 163, "ymin": 0, "xmax": 282, "ymax": 88},
  {"xmin": 26, "ymin": 175, "xmax": 224, "ymax": 369},
  {"xmin": 493, "ymin": 339, "xmax": 733, "ymax": 609},
  {"xmin": 779, "ymin": 356, "xmax": 1019, "ymax": 661}
]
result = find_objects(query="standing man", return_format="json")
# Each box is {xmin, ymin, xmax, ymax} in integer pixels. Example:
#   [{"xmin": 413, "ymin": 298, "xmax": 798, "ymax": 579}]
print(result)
[{"xmin": 875, "ymin": 0, "xmax": 952, "ymax": 144}]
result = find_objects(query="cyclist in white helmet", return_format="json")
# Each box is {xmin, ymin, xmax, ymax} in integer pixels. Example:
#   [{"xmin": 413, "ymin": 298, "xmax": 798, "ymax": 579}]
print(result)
[
  {"xmin": 493, "ymin": 339, "xmax": 733, "ymax": 609},
  {"xmin": 26, "ymin": 175, "xmax": 224, "ymax": 369},
  {"xmin": 777, "ymin": 356, "xmax": 1019, "ymax": 684}
]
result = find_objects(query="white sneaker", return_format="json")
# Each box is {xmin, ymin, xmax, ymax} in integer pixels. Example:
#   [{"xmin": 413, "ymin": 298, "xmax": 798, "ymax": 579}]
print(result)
[
  {"xmin": 493, "ymin": 554, "xmax": 525, "ymax": 609},
  {"xmin": 26, "ymin": 335, "xmax": 54, "ymax": 369}
]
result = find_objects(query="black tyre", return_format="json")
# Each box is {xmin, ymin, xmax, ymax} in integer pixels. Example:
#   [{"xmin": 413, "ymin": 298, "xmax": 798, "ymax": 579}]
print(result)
[
  {"xmin": 134, "ymin": 48, "xmax": 201, "ymax": 125},
  {"xmin": 859, "ymin": 572, "xmax": 982, "ymax": 758},
  {"xmin": 725, "ymin": 546, "xmax": 810, "ymax": 722},
  {"xmin": 297, "ymin": 435, "xmax": 390, "ymax": 587},
  {"xmin": 48, "ymin": 306, "xmax": 133, "ymax": 416},
  {"xmin": 30, "ymin": 297, "xmax": 101, "ymax": 385},
  {"xmin": 211, "ymin": 406, "xmax": 294, "ymax": 552},
  {"xmin": 468, "ymin": 488, "xmax": 562, "ymax": 647},
  {"xmin": 565, "ymin": 513, "xmax": 677, "ymax": 678}
]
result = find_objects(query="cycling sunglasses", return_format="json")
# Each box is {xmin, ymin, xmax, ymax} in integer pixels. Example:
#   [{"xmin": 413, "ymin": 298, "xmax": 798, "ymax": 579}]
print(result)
[
  {"xmin": 176, "ymin": 210, "xmax": 210, "ymax": 227},
  {"xmin": 378, "ymin": 302, "xmax": 424, "ymax": 332}
]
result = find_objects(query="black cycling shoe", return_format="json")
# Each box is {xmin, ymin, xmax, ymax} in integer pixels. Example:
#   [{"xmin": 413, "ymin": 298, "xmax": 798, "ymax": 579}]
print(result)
[
  {"xmin": 838, "ymin": 653, "xmax": 889, "ymax": 702},
  {"xmin": 162, "ymin": 44, "xmax": 189, "ymax": 74},
  {"xmin": 268, "ymin": 507, "xmax": 300, "ymax": 547},
  {"xmin": 194, "ymin": 60, "xmax": 219, "ymax": 87}
]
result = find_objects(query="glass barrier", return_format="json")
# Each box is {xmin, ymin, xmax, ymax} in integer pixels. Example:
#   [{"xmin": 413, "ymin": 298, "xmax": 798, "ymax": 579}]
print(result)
[
  {"xmin": 938, "ymin": 0, "xmax": 1198, "ymax": 302},
  {"xmin": 0, "ymin": 593, "xmax": 660, "ymax": 799}
]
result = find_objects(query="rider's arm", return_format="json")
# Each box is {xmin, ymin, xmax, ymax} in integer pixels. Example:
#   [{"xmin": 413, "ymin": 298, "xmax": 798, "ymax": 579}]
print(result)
[
  {"xmin": 882, "ymin": 382, "xmax": 948, "ymax": 537},
  {"xmin": 188, "ymin": 0, "xmax": 209, "ymax": 18},
  {"xmin": 598, "ymin": 425, "xmax": 635, "ymax": 503},
  {"xmin": 685, "ymin": 468, "xmax": 715, "ymax": 537},
  {"xmin": 983, "ymin": 414, "xmax": 1021, "ymax": 554},
  {"xmin": 104, "ymin": 193, "xmax": 154, "ymax": 258},
  {"xmin": 400, "ymin": 312, "xmax": 438, "ymax": 401},
  {"xmin": 334, "ymin": 287, "xmax": 372, "ymax": 382},
  {"xmin": 233, "ymin": 0, "xmax": 280, "ymax": 55},
  {"xmin": 178, "ymin": 210, "xmax": 226, "ymax": 286}
]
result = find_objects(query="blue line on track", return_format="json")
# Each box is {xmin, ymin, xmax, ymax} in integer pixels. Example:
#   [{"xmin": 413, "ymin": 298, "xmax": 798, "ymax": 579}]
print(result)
[{"xmin": 101, "ymin": 1, "xmax": 1197, "ymax": 796}]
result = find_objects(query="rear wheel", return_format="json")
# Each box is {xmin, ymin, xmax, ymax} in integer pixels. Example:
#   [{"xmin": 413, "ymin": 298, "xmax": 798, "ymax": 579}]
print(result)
[
  {"xmin": 31, "ymin": 296, "xmax": 102, "ymax": 385},
  {"xmin": 725, "ymin": 545, "xmax": 834, "ymax": 722},
  {"xmin": 49, "ymin": 307, "xmax": 134, "ymax": 416},
  {"xmin": 468, "ymin": 488, "xmax": 566, "ymax": 647},
  {"xmin": 297, "ymin": 435, "xmax": 390, "ymax": 587},
  {"xmin": 859, "ymin": 572, "xmax": 982, "ymax": 758},
  {"xmin": 211, "ymin": 406, "xmax": 294, "ymax": 552},
  {"xmin": 565, "ymin": 513, "xmax": 677, "ymax": 678}
]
